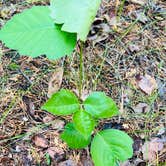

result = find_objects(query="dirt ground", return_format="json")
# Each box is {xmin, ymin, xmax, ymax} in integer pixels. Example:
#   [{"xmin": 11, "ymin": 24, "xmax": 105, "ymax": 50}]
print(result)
[{"xmin": 0, "ymin": 0, "xmax": 166, "ymax": 165}]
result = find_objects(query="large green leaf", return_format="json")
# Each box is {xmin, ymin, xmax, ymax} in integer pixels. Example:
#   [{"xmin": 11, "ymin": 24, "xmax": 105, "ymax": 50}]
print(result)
[
  {"xmin": 73, "ymin": 110, "xmax": 96, "ymax": 138},
  {"xmin": 61, "ymin": 123, "xmax": 91, "ymax": 149},
  {"xmin": 50, "ymin": 0, "xmax": 101, "ymax": 41},
  {"xmin": 84, "ymin": 92, "xmax": 119, "ymax": 119},
  {"xmin": 0, "ymin": 6, "xmax": 77, "ymax": 59},
  {"xmin": 41, "ymin": 89, "xmax": 80, "ymax": 115},
  {"xmin": 91, "ymin": 129, "xmax": 133, "ymax": 166}
]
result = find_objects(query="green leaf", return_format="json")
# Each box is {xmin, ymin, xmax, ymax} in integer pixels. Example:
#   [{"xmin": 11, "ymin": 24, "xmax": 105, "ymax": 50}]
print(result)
[
  {"xmin": 41, "ymin": 89, "xmax": 80, "ymax": 115},
  {"xmin": 91, "ymin": 129, "xmax": 133, "ymax": 166},
  {"xmin": 0, "ymin": 6, "xmax": 77, "ymax": 60},
  {"xmin": 84, "ymin": 92, "xmax": 119, "ymax": 119},
  {"xmin": 61, "ymin": 123, "xmax": 91, "ymax": 149},
  {"xmin": 50, "ymin": 0, "xmax": 101, "ymax": 41},
  {"xmin": 73, "ymin": 110, "xmax": 96, "ymax": 138}
]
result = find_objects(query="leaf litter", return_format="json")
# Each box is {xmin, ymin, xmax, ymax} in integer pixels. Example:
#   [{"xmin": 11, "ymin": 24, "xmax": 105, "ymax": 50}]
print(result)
[{"xmin": 47, "ymin": 67, "xmax": 64, "ymax": 98}]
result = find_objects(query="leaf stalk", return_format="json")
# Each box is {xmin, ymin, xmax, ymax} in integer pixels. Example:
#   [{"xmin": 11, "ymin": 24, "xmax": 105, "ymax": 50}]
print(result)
[{"xmin": 79, "ymin": 41, "xmax": 84, "ymax": 99}]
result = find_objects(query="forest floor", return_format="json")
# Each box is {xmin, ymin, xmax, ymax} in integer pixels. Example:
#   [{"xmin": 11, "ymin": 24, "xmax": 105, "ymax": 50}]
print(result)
[{"xmin": 0, "ymin": 0, "xmax": 166, "ymax": 166}]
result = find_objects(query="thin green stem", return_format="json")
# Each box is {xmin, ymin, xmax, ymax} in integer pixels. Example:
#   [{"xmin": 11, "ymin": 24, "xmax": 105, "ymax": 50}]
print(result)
[{"xmin": 79, "ymin": 41, "xmax": 84, "ymax": 99}]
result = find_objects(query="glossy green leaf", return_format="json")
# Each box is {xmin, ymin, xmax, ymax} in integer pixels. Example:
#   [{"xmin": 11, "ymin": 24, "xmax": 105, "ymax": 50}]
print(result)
[
  {"xmin": 61, "ymin": 123, "xmax": 91, "ymax": 149},
  {"xmin": 0, "ymin": 6, "xmax": 77, "ymax": 59},
  {"xmin": 73, "ymin": 110, "xmax": 96, "ymax": 138},
  {"xmin": 84, "ymin": 92, "xmax": 119, "ymax": 119},
  {"xmin": 50, "ymin": 0, "xmax": 101, "ymax": 41},
  {"xmin": 91, "ymin": 129, "xmax": 133, "ymax": 166},
  {"xmin": 41, "ymin": 89, "xmax": 80, "ymax": 115}
]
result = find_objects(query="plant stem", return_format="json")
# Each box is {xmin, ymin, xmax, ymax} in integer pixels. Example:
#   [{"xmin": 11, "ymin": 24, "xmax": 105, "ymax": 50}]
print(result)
[{"xmin": 79, "ymin": 41, "xmax": 84, "ymax": 99}]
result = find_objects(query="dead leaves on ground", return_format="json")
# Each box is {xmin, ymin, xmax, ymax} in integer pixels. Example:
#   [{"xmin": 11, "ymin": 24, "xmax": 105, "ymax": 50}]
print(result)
[
  {"xmin": 128, "ymin": 0, "xmax": 147, "ymax": 6},
  {"xmin": 142, "ymin": 138, "xmax": 165, "ymax": 163},
  {"xmin": 0, "ymin": 63, "xmax": 3, "ymax": 76},
  {"xmin": 135, "ymin": 74, "xmax": 158, "ymax": 95},
  {"xmin": 47, "ymin": 67, "xmax": 64, "ymax": 98},
  {"xmin": 128, "ymin": 72, "xmax": 158, "ymax": 95},
  {"xmin": 33, "ymin": 135, "xmax": 48, "ymax": 148},
  {"xmin": 133, "ymin": 103, "xmax": 150, "ymax": 114}
]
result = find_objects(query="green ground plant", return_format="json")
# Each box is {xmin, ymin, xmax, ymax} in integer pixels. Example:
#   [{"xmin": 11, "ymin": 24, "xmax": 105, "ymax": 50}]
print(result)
[{"xmin": 0, "ymin": 0, "xmax": 133, "ymax": 165}]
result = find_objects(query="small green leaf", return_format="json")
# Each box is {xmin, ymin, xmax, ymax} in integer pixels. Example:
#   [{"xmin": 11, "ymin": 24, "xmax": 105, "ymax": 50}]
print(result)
[
  {"xmin": 91, "ymin": 129, "xmax": 133, "ymax": 166},
  {"xmin": 45, "ymin": 153, "xmax": 51, "ymax": 166},
  {"xmin": 84, "ymin": 92, "xmax": 119, "ymax": 119},
  {"xmin": 42, "ymin": 89, "xmax": 80, "ymax": 115},
  {"xmin": 73, "ymin": 110, "xmax": 96, "ymax": 138},
  {"xmin": 61, "ymin": 123, "xmax": 91, "ymax": 149},
  {"xmin": 50, "ymin": 0, "xmax": 101, "ymax": 41},
  {"xmin": 0, "ymin": 6, "xmax": 77, "ymax": 59}
]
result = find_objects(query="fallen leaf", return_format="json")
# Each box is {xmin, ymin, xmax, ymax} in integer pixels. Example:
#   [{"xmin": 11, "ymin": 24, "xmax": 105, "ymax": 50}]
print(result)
[
  {"xmin": 82, "ymin": 159, "xmax": 93, "ymax": 166},
  {"xmin": 136, "ymin": 11, "xmax": 148, "ymax": 23},
  {"xmin": 58, "ymin": 160, "xmax": 77, "ymax": 166},
  {"xmin": 51, "ymin": 120, "xmax": 65, "ymax": 130},
  {"xmin": 48, "ymin": 67, "xmax": 63, "ymax": 98},
  {"xmin": 0, "ymin": 63, "xmax": 3, "ymax": 76},
  {"xmin": 157, "ymin": 80, "xmax": 166, "ymax": 99},
  {"xmin": 33, "ymin": 135, "xmax": 48, "ymax": 148},
  {"xmin": 142, "ymin": 138, "xmax": 164, "ymax": 162},
  {"xmin": 133, "ymin": 103, "xmax": 150, "ymax": 113},
  {"xmin": 43, "ymin": 115, "xmax": 54, "ymax": 123},
  {"xmin": 128, "ymin": 0, "xmax": 147, "ymax": 6},
  {"xmin": 128, "ymin": 44, "xmax": 140, "ymax": 52},
  {"xmin": 46, "ymin": 146, "xmax": 64, "ymax": 161},
  {"xmin": 136, "ymin": 74, "xmax": 158, "ymax": 95}
]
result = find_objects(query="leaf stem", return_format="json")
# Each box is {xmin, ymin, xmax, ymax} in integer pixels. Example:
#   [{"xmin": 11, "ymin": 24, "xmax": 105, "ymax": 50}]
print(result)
[{"xmin": 79, "ymin": 41, "xmax": 84, "ymax": 99}]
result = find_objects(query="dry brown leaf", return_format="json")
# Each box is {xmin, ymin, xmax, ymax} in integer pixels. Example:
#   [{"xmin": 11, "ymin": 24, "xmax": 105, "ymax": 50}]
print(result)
[
  {"xmin": 81, "ymin": 159, "xmax": 93, "ymax": 166},
  {"xmin": 58, "ymin": 160, "xmax": 77, "ymax": 166},
  {"xmin": 128, "ymin": 44, "xmax": 140, "ymax": 52},
  {"xmin": 43, "ymin": 115, "xmax": 54, "ymax": 123},
  {"xmin": 51, "ymin": 120, "xmax": 65, "ymax": 130},
  {"xmin": 48, "ymin": 67, "xmax": 63, "ymax": 98},
  {"xmin": 46, "ymin": 146, "xmax": 64, "ymax": 160},
  {"xmin": 0, "ymin": 63, "xmax": 3, "ymax": 76},
  {"xmin": 142, "ymin": 138, "xmax": 164, "ymax": 162},
  {"xmin": 136, "ymin": 74, "xmax": 158, "ymax": 95},
  {"xmin": 128, "ymin": 0, "xmax": 147, "ymax": 5},
  {"xmin": 133, "ymin": 103, "xmax": 150, "ymax": 113},
  {"xmin": 33, "ymin": 135, "xmax": 48, "ymax": 148}
]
